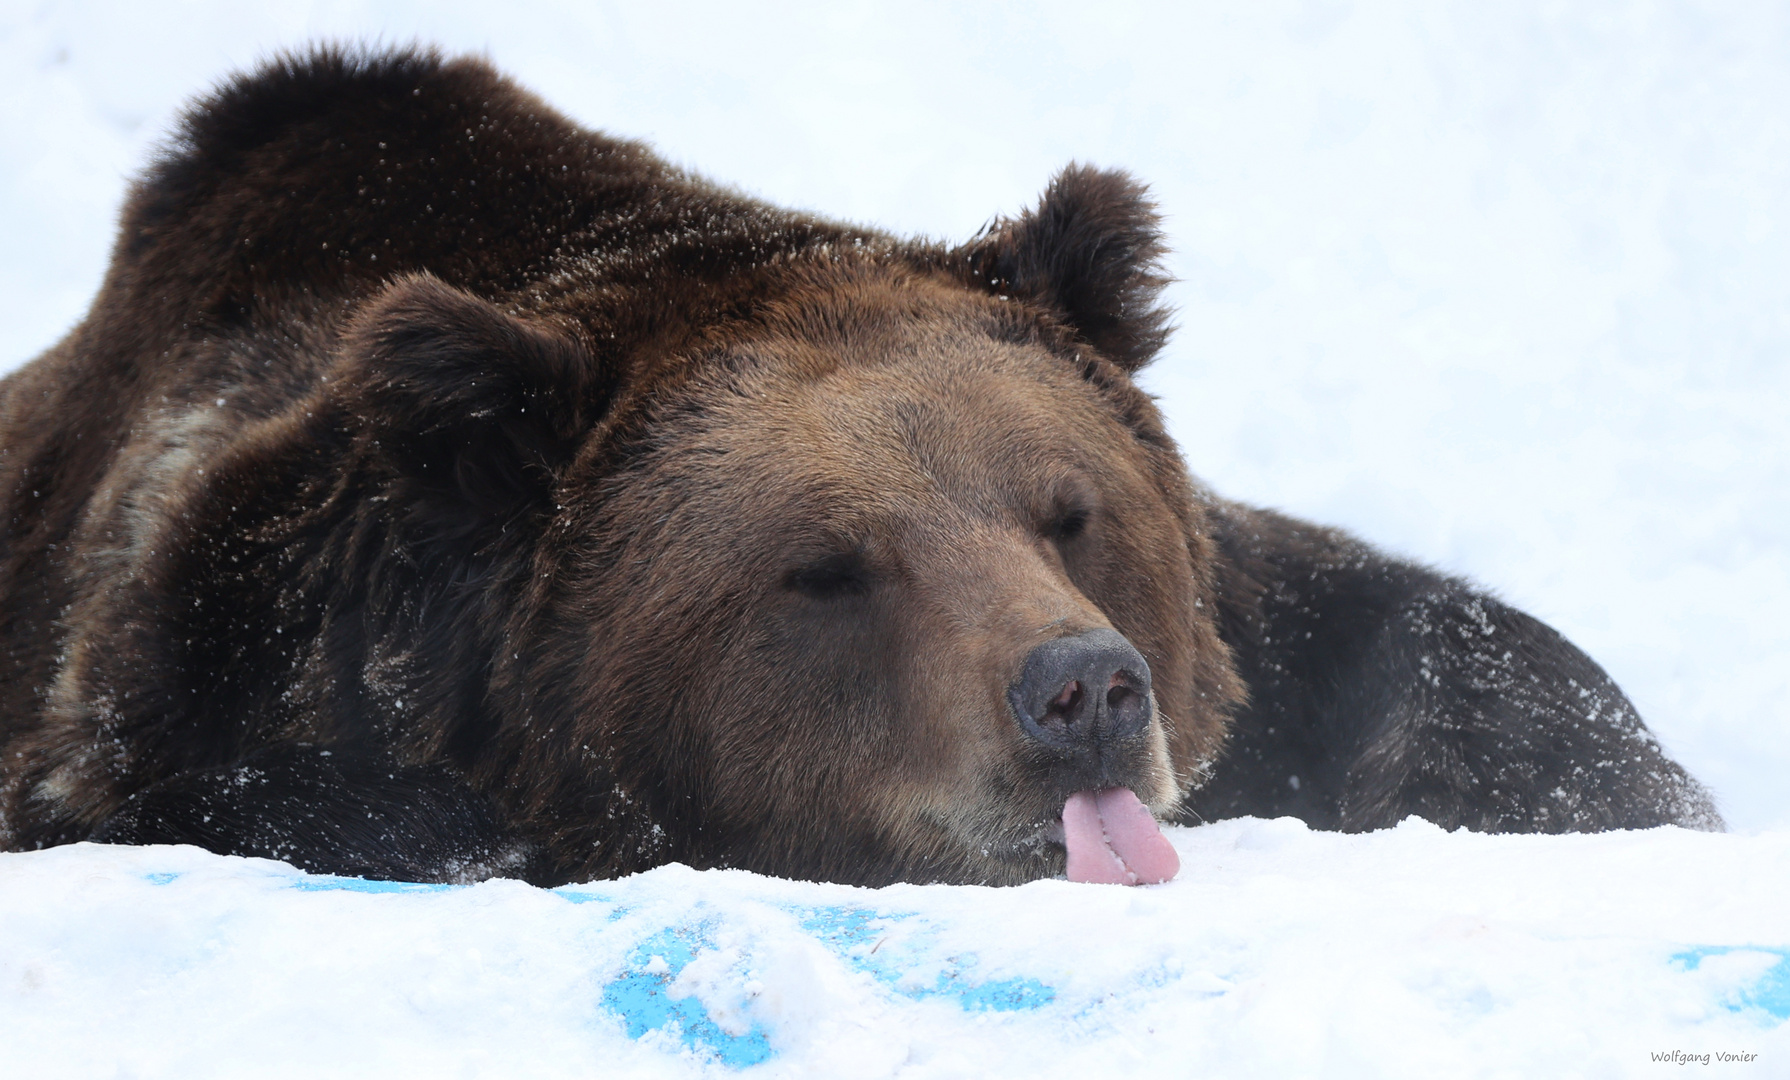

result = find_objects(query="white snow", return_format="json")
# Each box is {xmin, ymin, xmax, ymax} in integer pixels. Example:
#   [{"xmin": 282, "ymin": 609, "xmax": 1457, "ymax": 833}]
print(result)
[
  {"xmin": 3, "ymin": 826, "xmax": 1786, "ymax": 1078},
  {"xmin": 2, "ymin": 3, "xmax": 1786, "ymax": 1076}
]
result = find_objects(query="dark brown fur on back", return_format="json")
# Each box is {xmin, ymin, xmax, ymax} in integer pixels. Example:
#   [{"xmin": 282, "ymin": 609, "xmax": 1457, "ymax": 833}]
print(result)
[{"xmin": 0, "ymin": 47, "xmax": 1718, "ymax": 886}]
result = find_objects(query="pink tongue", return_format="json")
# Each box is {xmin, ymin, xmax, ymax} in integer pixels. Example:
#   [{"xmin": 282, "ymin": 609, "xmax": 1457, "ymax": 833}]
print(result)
[{"xmin": 1062, "ymin": 788, "xmax": 1180, "ymax": 885}]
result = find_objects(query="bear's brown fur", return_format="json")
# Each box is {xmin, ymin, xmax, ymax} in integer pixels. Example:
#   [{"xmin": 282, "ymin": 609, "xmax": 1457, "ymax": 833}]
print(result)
[{"xmin": 0, "ymin": 47, "xmax": 1718, "ymax": 886}]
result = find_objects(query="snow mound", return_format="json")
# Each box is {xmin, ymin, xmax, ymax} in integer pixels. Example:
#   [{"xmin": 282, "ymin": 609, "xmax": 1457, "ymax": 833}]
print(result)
[{"xmin": 3, "ymin": 820, "xmax": 1786, "ymax": 1078}]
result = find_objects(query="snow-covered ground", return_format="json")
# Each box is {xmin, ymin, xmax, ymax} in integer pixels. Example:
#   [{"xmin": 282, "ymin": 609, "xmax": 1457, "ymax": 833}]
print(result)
[
  {"xmin": 2, "ymin": 3, "xmax": 1786, "ymax": 1076},
  {"xmin": 4, "ymin": 825, "xmax": 1787, "ymax": 1079}
]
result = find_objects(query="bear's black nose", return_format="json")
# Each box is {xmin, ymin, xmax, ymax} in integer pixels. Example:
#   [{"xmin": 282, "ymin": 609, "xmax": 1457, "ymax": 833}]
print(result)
[{"xmin": 1008, "ymin": 628, "xmax": 1153, "ymax": 752}]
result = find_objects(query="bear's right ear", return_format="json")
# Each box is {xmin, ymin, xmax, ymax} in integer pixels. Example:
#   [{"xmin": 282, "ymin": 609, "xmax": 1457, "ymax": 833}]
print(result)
[
  {"xmin": 340, "ymin": 274, "xmax": 603, "ymax": 522},
  {"xmin": 953, "ymin": 165, "xmax": 1172, "ymax": 372}
]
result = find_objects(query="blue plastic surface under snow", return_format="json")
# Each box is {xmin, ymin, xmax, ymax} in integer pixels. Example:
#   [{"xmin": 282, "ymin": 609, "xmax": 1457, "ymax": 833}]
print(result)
[
  {"xmin": 143, "ymin": 870, "xmax": 1061, "ymax": 1070},
  {"xmin": 601, "ymin": 924, "xmax": 775, "ymax": 1068},
  {"xmin": 588, "ymin": 905, "xmax": 1055, "ymax": 1067},
  {"xmin": 1673, "ymin": 946, "xmax": 1790, "ymax": 1022},
  {"xmin": 141, "ymin": 870, "xmax": 1789, "ymax": 1069},
  {"xmin": 796, "ymin": 905, "xmax": 1055, "ymax": 1012}
]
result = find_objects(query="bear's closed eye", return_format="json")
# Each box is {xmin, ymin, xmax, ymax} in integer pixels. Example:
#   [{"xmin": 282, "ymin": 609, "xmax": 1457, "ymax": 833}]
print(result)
[
  {"xmin": 1045, "ymin": 508, "xmax": 1089, "ymax": 543},
  {"xmin": 785, "ymin": 551, "xmax": 872, "ymax": 599}
]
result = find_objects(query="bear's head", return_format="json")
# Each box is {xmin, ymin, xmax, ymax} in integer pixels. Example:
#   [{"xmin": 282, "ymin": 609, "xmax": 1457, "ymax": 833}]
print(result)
[{"xmin": 338, "ymin": 167, "xmax": 1244, "ymax": 885}]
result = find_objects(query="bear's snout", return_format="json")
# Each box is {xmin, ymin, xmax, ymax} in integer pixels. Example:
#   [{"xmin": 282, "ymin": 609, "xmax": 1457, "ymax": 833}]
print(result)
[{"xmin": 1007, "ymin": 628, "xmax": 1153, "ymax": 757}]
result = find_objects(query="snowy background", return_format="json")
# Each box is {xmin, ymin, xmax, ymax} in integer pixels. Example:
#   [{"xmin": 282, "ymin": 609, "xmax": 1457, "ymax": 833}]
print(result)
[{"xmin": 2, "ymin": 3, "xmax": 1787, "ymax": 1076}]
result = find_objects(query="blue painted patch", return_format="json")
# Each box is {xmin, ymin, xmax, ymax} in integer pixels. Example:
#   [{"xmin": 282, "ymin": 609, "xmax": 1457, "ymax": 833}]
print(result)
[
  {"xmin": 554, "ymin": 889, "xmax": 620, "ymax": 905},
  {"xmin": 796, "ymin": 905, "xmax": 1056, "ymax": 1013},
  {"xmin": 1674, "ymin": 947, "xmax": 1790, "ymax": 1021},
  {"xmin": 548, "ymin": 888, "xmax": 635, "ymax": 927},
  {"xmin": 144, "ymin": 868, "xmax": 475, "ymax": 895},
  {"xmin": 798, "ymin": 905, "xmax": 886, "ymax": 952},
  {"xmin": 599, "ymin": 925, "xmax": 774, "ymax": 1069},
  {"xmin": 287, "ymin": 875, "xmax": 456, "ymax": 895},
  {"xmin": 269, "ymin": 873, "xmax": 625, "ymax": 905},
  {"xmin": 935, "ymin": 970, "xmax": 1056, "ymax": 1012}
]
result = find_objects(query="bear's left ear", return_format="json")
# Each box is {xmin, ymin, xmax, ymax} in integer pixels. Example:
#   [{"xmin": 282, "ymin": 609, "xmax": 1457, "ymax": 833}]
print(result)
[
  {"xmin": 955, "ymin": 165, "xmax": 1172, "ymax": 372},
  {"xmin": 340, "ymin": 274, "xmax": 603, "ymax": 522}
]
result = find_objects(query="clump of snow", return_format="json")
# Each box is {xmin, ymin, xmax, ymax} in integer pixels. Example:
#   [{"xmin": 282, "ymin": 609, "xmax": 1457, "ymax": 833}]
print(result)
[{"xmin": 3, "ymin": 824, "xmax": 1786, "ymax": 1078}]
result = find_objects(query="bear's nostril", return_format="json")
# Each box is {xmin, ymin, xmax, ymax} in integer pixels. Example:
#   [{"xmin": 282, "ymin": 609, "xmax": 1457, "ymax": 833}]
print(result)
[{"xmin": 1049, "ymin": 680, "xmax": 1082, "ymax": 716}]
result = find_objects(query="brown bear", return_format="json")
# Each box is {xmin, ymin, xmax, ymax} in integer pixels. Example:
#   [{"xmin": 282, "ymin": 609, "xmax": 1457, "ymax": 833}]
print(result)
[{"xmin": 0, "ymin": 47, "xmax": 1719, "ymax": 888}]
